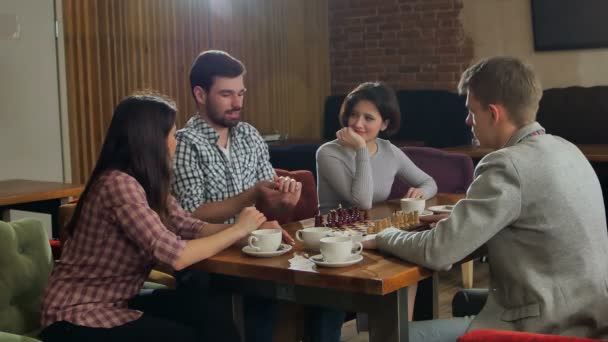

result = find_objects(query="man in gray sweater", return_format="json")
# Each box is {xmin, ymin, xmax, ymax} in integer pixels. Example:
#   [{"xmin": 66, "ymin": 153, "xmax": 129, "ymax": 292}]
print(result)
[{"xmin": 364, "ymin": 57, "xmax": 608, "ymax": 341}]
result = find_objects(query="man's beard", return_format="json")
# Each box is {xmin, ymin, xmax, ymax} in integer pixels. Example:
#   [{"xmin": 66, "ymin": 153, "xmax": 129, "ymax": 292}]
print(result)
[{"xmin": 206, "ymin": 103, "xmax": 241, "ymax": 128}]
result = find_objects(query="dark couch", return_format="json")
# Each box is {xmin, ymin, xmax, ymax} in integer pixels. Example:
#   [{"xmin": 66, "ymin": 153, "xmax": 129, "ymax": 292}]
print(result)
[
  {"xmin": 271, "ymin": 85, "xmax": 608, "ymax": 175},
  {"xmin": 270, "ymin": 89, "xmax": 472, "ymax": 176},
  {"xmin": 537, "ymin": 86, "xmax": 608, "ymax": 144},
  {"xmin": 323, "ymin": 89, "xmax": 472, "ymax": 148}
]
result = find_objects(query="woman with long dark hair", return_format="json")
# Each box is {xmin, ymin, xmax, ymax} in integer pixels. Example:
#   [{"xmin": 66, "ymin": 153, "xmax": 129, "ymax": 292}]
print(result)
[{"xmin": 40, "ymin": 93, "xmax": 264, "ymax": 341}]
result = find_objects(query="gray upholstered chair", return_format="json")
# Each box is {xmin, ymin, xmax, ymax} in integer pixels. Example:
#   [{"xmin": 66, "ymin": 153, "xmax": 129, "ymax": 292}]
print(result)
[{"xmin": 389, "ymin": 146, "xmax": 476, "ymax": 289}]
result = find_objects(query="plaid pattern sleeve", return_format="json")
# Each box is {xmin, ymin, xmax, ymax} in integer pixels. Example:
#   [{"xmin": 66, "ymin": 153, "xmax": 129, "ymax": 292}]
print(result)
[
  {"xmin": 255, "ymin": 132, "xmax": 277, "ymax": 183},
  {"xmin": 40, "ymin": 170, "xmax": 187, "ymax": 329},
  {"xmin": 172, "ymin": 131, "xmax": 206, "ymax": 212},
  {"xmin": 167, "ymin": 195, "xmax": 205, "ymax": 239},
  {"xmin": 107, "ymin": 173, "xmax": 186, "ymax": 266}
]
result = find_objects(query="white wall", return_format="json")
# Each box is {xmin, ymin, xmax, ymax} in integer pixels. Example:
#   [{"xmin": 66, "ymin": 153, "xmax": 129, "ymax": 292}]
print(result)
[
  {"xmin": 0, "ymin": 0, "xmax": 64, "ymax": 182},
  {"xmin": 461, "ymin": 0, "xmax": 608, "ymax": 89},
  {"xmin": 1, "ymin": 0, "xmax": 66, "ymax": 237}
]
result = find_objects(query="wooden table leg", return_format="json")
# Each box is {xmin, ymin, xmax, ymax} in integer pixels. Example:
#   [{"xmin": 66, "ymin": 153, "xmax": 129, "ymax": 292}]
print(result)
[
  {"xmin": 368, "ymin": 287, "xmax": 409, "ymax": 342},
  {"xmin": 210, "ymin": 275, "xmax": 413, "ymax": 342},
  {"xmin": 461, "ymin": 261, "xmax": 474, "ymax": 289}
]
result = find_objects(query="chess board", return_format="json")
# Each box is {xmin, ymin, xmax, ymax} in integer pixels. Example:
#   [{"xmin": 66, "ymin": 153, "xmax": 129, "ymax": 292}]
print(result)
[
  {"xmin": 334, "ymin": 220, "xmax": 374, "ymax": 235},
  {"xmin": 315, "ymin": 206, "xmax": 431, "ymax": 235},
  {"xmin": 327, "ymin": 218, "xmax": 431, "ymax": 235}
]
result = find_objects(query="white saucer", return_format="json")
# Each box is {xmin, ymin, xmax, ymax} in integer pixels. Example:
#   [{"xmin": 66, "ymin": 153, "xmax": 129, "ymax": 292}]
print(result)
[
  {"xmin": 428, "ymin": 205, "xmax": 455, "ymax": 214},
  {"xmin": 309, "ymin": 254, "xmax": 363, "ymax": 268},
  {"xmin": 242, "ymin": 244, "xmax": 293, "ymax": 257},
  {"xmin": 419, "ymin": 209, "xmax": 434, "ymax": 216}
]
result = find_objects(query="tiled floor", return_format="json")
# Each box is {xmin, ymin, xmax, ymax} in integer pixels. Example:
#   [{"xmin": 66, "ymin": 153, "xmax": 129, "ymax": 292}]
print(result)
[{"xmin": 340, "ymin": 260, "xmax": 490, "ymax": 342}]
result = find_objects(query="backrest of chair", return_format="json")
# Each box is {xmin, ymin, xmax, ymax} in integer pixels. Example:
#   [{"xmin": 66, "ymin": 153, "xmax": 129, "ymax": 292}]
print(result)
[
  {"xmin": 0, "ymin": 219, "xmax": 52, "ymax": 336},
  {"xmin": 58, "ymin": 203, "xmax": 76, "ymax": 244},
  {"xmin": 389, "ymin": 146, "xmax": 474, "ymax": 199},
  {"xmin": 269, "ymin": 143, "xmax": 321, "ymax": 181},
  {"xmin": 275, "ymin": 168, "xmax": 318, "ymax": 221}
]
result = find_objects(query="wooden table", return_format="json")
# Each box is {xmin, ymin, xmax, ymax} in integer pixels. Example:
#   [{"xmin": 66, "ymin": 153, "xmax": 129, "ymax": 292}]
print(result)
[
  {"xmin": 0, "ymin": 179, "xmax": 83, "ymax": 237},
  {"xmin": 195, "ymin": 194, "xmax": 463, "ymax": 342},
  {"xmin": 443, "ymin": 144, "xmax": 608, "ymax": 163}
]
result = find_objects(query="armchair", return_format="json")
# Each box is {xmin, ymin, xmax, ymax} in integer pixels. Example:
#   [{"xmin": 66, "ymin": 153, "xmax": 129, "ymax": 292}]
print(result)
[
  {"xmin": 390, "ymin": 146, "xmax": 476, "ymax": 289},
  {"xmin": 458, "ymin": 329, "xmax": 601, "ymax": 342},
  {"xmin": 0, "ymin": 219, "xmax": 51, "ymax": 342}
]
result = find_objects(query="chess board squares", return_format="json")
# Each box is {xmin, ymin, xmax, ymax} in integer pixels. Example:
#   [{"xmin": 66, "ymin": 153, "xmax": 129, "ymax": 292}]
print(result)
[{"xmin": 368, "ymin": 210, "xmax": 420, "ymax": 234}]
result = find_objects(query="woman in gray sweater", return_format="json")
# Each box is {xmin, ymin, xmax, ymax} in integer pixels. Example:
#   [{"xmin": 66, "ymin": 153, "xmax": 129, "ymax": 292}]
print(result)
[
  {"xmin": 316, "ymin": 82, "xmax": 438, "ymax": 324},
  {"xmin": 316, "ymin": 82, "xmax": 437, "ymax": 214}
]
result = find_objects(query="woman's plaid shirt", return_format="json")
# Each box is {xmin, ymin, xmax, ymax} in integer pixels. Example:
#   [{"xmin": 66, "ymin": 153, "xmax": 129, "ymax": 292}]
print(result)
[{"xmin": 41, "ymin": 170, "xmax": 204, "ymax": 328}]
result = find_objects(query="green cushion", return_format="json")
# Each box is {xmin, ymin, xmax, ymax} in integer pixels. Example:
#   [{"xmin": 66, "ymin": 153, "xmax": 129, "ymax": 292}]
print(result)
[
  {"xmin": 142, "ymin": 281, "xmax": 168, "ymax": 290},
  {"xmin": 0, "ymin": 331, "xmax": 41, "ymax": 342},
  {"xmin": 0, "ymin": 219, "xmax": 52, "ymax": 338}
]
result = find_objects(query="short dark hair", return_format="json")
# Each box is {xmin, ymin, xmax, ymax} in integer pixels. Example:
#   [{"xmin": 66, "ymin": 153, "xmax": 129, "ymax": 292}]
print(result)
[
  {"xmin": 458, "ymin": 56, "xmax": 542, "ymax": 126},
  {"xmin": 339, "ymin": 82, "xmax": 401, "ymax": 136},
  {"xmin": 189, "ymin": 50, "xmax": 246, "ymax": 94}
]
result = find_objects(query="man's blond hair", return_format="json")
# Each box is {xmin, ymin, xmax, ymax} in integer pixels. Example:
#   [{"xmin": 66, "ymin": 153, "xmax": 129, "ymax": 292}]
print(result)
[{"xmin": 458, "ymin": 56, "xmax": 542, "ymax": 126}]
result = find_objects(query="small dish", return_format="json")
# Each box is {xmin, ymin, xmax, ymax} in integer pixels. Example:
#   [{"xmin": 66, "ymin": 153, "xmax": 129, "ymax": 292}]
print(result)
[
  {"xmin": 308, "ymin": 254, "xmax": 363, "ymax": 268},
  {"xmin": 419, "ymin": 209, "xmax": 434, "ymax": 216},
  {"xmin": 427, "ymin": 205, "xmax": 455, "ymax": 214},
  {"xmin": 242, "ymin": 243, "xmax": 293, "ymax": 257}
]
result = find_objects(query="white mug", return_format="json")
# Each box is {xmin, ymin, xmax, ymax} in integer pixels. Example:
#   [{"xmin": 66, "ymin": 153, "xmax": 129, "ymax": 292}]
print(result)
[
  {"xmin": 400, "ymin": 198, "xmax": 426, "ymax": 214},
  {"xmin": 295, "ymin": 227, "xmax": 333, "ymax": 250},
  {"xmin": 248, "ymin": 229, "xmax": 282, "ymax": 252},
  {"xmin": 319, "ymin": 236, "xmax": 363, "ymax": 263},
  {"xmin": 330, "ymin": 230, "xmax": 364, "ymax": 247}
]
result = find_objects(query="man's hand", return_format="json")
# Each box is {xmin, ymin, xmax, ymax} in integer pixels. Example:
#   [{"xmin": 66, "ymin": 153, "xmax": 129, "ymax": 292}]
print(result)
[
  {"xmin": 419, "ymin": 213, "xmax": 449, "ymax": 225},
  {"xmin": 361, "ymin": 234, "xmax": 378, "ymax": 249},
  {"xmin": 257, "ymin": 177, "xmax": 302, "ymax": 210},
  {"xmin": 260, "ymin": 220, "xmax": 295, "ymax": 245},
  {"xmin": 255, "ymin": 180, "xmax": 280, "ymax": 194},
  {"xmin": 274, "ymin": 175, "xmax": 302, "ymax": 208}
]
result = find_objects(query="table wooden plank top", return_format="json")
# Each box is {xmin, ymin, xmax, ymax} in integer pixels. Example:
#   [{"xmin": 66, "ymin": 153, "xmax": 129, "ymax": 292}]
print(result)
[
  {"xmin": 443, "ymin": 144, "xmax": 608, "ymax": 162},
  {"xmin": 0, "ymin": 179, "xmax": 83, "ymax": 206},
  {"xmin": 195, "ymin": 193, "xmax": 464, "ymax": 296}
]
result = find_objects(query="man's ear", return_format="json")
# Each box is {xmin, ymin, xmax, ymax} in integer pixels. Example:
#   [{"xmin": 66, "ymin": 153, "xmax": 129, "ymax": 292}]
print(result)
[
  {"xmin": 488, "ymin": 104, "xmax": 504, "ymax": 125},
  {"xmin": 193, "ymin": 86, "xmax": 206, "ymax": 106}
]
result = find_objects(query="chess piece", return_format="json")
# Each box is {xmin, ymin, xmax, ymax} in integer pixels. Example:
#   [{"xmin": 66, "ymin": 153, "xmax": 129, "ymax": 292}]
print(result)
[
  {"xmin": 346, "ymin": 208, "xmax": 353, "ymax": 224},
  {"xmin": 353, "ymin": 207, "xmax": 361, "ymax": 222},
  {"xmin": 327, "ymin": 210, "xmax": 336, "ymax": 228},
  {"xmin": 314, "ymin": 207, "xmax": 324, "ymax": 227}
]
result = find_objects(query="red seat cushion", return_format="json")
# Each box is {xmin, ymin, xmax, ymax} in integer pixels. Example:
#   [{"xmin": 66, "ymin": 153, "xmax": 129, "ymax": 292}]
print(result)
[
  {"xmin": 458, "ymin": 329, "xmax": 602, "ymax": 342},
  {"xmin": 49, "ymin": 239, "xmax": 62, "ymax": 260}
]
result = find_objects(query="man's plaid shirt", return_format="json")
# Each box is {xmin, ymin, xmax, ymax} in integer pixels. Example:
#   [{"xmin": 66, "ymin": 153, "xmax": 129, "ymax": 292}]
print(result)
[{"xmin": 171, "ymin": 115, "xmax": 275, "ymax": 222}]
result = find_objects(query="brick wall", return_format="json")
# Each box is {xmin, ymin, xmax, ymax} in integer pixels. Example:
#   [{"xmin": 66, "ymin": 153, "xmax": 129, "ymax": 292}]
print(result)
[{"xmin": 329, "ymin": 0, "xmax": 474, "ymax": 94}]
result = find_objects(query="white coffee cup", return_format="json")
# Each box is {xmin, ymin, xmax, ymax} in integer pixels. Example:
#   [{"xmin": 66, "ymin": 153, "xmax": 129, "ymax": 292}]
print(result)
[
  {"xmin": 331, "ymin": 230, "xmax": 364, "ymax": 247},
  {"xmin": 400, "ymin": 198, "xmax": 426, "ymax": 214},
  {"xmin": 248, "ymin": 229, "xmax": 282, "ymax": 252},
  {"xmin": 319, "ymin": 236, "xmax": 363, "ymax": 263},
  {"xmin": 296, "ymin": 227, "xmax": 333, "ymax": 250}
]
